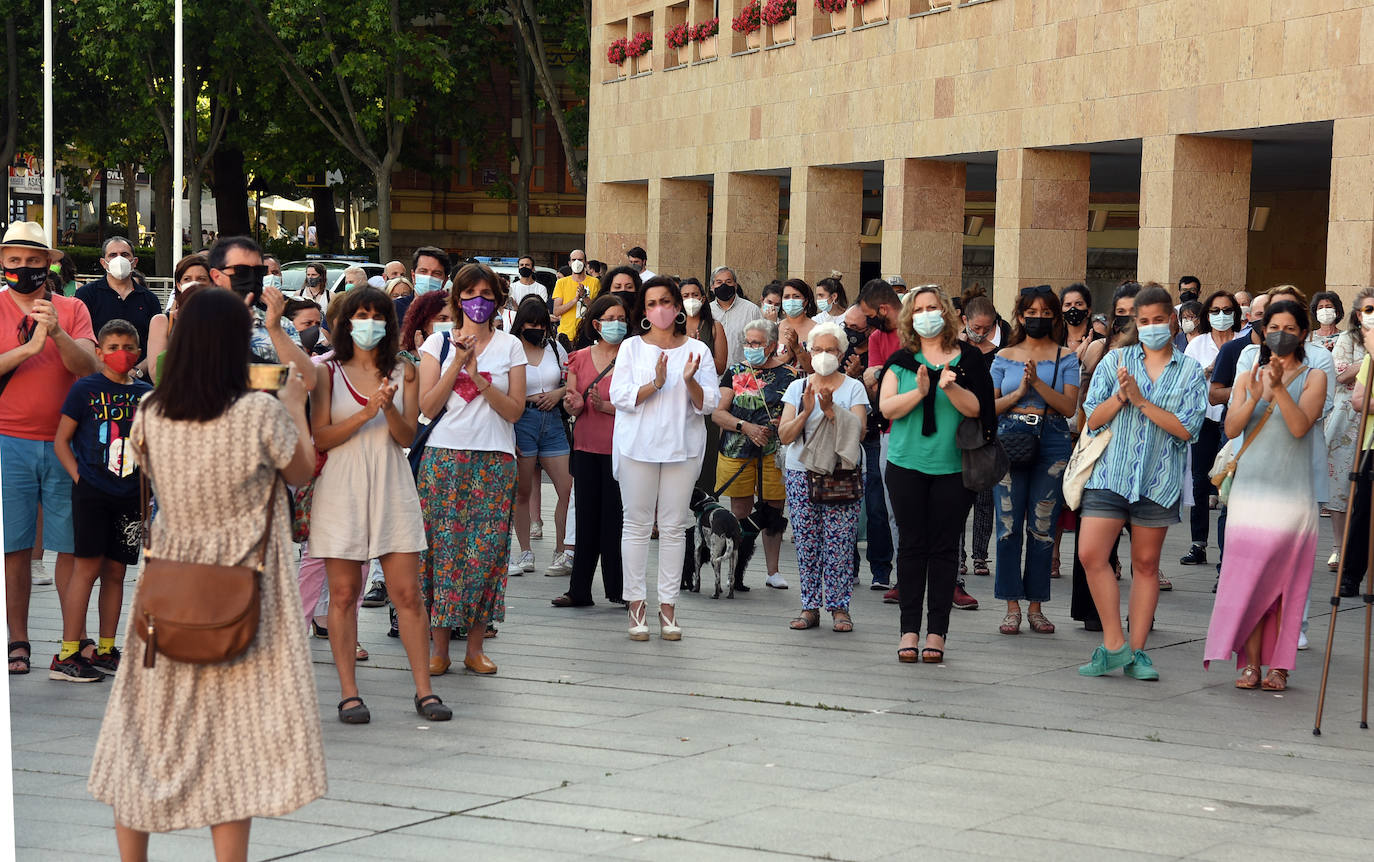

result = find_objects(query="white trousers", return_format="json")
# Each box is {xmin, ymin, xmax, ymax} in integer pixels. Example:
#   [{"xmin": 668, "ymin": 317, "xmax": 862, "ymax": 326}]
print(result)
[{"xmin": 619, "ymin": 455, "xmax": 701, "ymax": 604}]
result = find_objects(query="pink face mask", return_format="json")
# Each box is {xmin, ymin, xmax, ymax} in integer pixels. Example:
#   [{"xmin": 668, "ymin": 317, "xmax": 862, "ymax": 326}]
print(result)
[{"xmin": 645, "ymin": 304, "xmax": 677, "ymax": 331}]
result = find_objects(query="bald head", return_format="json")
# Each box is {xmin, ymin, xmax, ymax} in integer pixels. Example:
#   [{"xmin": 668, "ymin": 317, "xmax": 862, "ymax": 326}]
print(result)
[{"xmin": 383, "ymin": 260, "xmax": 407, "ymax": 281}]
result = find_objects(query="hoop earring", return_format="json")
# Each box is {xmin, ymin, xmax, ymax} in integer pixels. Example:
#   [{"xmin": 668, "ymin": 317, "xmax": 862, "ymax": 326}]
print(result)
[
  {"xmin": 675, "ymin": 312, "xmax": 686, "ymax": 325},
  {"xmin": 641, "ymin": 317, "xmax": 651, "ymax": 330}
]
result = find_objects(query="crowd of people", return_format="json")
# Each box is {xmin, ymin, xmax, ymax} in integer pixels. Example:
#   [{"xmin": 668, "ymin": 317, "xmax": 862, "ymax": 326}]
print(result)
[{"xmin": 1, "ymin": 218, "xmax": 1365, "ymax": 856}]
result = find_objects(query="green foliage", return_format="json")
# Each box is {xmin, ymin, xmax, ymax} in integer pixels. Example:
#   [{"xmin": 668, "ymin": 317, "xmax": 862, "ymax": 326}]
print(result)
[{"xmin": 59, "ymin": 245, "xmax": 158, "ymax": 275}]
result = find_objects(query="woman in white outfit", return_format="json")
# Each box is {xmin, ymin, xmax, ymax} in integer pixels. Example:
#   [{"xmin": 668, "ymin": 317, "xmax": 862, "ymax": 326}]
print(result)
[{"xmin": 609, "ymin": 277, "xmax": 721, "ymax": 641}]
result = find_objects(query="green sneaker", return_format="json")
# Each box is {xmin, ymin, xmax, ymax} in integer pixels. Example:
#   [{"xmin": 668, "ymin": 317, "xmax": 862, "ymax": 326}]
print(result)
[
  {"xmin": 1123, "ymin": 649, "xmax": 1160, "ymax": 681},
  {"xmin": 1077, "ymin": 643, "xmax": 1133, "ymax": 677}
]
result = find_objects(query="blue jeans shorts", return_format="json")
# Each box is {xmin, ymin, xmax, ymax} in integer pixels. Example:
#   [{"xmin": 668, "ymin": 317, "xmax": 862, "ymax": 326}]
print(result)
[
  {"xmin": 514, "ymin": 405, "xmax": 570, "ymax": 458},
  {"xmin": 1, "ymin": 434, "xmax": 76, "ymax": 554},
  {"xmin": 1079, "ymin": 488, "xmax": 1180, "ymax": 529}
]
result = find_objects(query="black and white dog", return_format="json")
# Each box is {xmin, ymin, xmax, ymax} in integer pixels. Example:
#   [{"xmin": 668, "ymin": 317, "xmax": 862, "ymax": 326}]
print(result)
[{"xmin": 686, "ymin": 487, "xmax": 757, "ymax": 599}]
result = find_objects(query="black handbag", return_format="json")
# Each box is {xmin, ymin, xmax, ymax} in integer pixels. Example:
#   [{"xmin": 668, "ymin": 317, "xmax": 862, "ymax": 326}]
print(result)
[
  {"xmin": 957, "ymin": 417, "xmax": 1009, "ymax": 492},
  {"xmin": 1000, "ymin": 349, "xmax": 1060, "ymax": 469}
]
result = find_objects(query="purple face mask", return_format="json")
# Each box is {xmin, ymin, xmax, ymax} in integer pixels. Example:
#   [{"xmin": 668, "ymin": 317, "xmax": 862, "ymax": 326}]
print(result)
[{"xmin": 460, "ymin": 295, "xmax": 496, "ymax": 324}]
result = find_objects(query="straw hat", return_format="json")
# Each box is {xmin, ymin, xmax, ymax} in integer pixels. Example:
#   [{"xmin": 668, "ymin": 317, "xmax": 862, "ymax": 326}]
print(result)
[{"xmin": 0, "ymin": 221, "xmax": 63, "ymax": 262}]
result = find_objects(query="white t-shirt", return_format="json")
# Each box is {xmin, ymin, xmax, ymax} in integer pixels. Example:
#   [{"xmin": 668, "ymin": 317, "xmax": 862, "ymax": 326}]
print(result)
[
  {"xmin": 419, "ymin": 330, "xmax": 526, "ymax": 456},
  {"xmin": 1184, "ymin": 331, "xmax": 1241, "ymax": 422},
  {"xmin": 711, "ymin": 296, "xmax": 763, "ymax": 367},
  {"xmin": 511, "ymin": 279, "xmax": 548, "ymax": 306},
  {"xmin": 608, "ymin": 335, "xmax": 721, "ymax": 472},
  {"xmin": 780, "ymin": 375, "xmax": 870, "ymax": 471},
  {"xmin": 526, "ymin": 343, "xmax": 567, "ymax": 395},
  {"xmin": 638, "ymin": 268, "xmax": 657, "ymax": 283}
]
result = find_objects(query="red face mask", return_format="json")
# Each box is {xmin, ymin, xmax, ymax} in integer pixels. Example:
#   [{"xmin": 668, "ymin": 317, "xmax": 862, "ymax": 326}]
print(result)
[{"xmin": 102, "ymin": 349, "xmax": 138, "ymax": 374}]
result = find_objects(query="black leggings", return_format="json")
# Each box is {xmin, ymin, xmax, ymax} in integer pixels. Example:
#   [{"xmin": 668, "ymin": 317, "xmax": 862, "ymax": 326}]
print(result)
[
  {"xmin": 1189, "ymin": 418, "xmax": 1223, "ymax": 545},
  {"xmin": 568, "ymin": 450, "xmax": 624, "ymax": 603},
  {"xmin": 886, "ymin": 464, "xmax": 974, "ymax": 637}
]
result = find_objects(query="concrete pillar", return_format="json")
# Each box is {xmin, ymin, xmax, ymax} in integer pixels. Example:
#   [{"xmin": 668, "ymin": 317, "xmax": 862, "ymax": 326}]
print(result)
[
  {"xmin": 646, "ymin": 178, "xmax": 710, "ymax": 282},
  {"xmin": 711, "ymin": 172, "xmax": 779, "ymax": 298},
  {"xmin": 789, "ymin": 166, "xmax": 861, "ymax": 287},
  {"xmin": 1138, "ymin": 134, "xmax": 1252, "ymax": 294},
  {"xmin": 1326, "ymin": 117, "xmax": 1374, "ymax": 302},
  {"xmin": 585, "ymin": 181, "xmax": 648, "ymax": 265},
  {"xmin": 881, "ymin": 158, "xmax": 966, "ymax": 291},
  {"xmin": 992, "ymin": 149, "xmax": 1090, "ymax": 310}
]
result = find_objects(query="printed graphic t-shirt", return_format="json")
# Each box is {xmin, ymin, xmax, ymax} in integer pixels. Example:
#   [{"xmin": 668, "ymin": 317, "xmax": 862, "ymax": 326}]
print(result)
[{"xmin": 60, "ymin": 373, "xmax": 152, "ymax": 497}]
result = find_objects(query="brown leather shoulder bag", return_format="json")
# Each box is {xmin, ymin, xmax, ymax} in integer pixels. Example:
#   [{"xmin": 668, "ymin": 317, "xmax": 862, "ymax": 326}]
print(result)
[{"xmin": 132, "ymin": 439, "xmax": 281, "ymax": 669}]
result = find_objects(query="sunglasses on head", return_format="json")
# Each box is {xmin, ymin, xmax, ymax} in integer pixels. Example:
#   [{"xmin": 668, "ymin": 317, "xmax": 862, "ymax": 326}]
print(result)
[{"xmin": 1020, "ymin": 284, "xmax": 1054, "ymax": 298}]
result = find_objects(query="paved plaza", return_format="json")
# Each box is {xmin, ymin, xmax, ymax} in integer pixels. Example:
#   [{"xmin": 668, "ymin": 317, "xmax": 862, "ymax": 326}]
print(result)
[{"xmin": 10, "ymin": 504, "xmax": 1374, "ymax": 861}]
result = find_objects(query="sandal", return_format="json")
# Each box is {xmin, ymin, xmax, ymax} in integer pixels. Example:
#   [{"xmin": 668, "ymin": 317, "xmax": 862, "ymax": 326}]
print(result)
[
  {"xmin": 831, "ymin": 609, "xmax": 853, "ymax": 633},
  {"xmin": 551, "ymin": 594, "xmax": 594, "ymax": 608},
  {"xmin": 999, "ymin": 612, "xmax": 1022, "ymax": 635},
  {"xmin": 921, "ymin": 647, "xmax": 945, "ymax": 664},
  {"xmin": 337, "ymin": 696, "xmax": 371, "ymax": 724},
  {"xmin": 973, "ymin": 560, "xmax": 990, "ymax": 577},
  {"xmin": 8, "ymin": 640, "xmax": 31, "ymax": 675},
  {"xmin": 414, "ymin": 693, "xmax": 453, "ymax": 721},
  {"xmin": 1157, "ymin": 574, "xmax": 1173, "ymax": 591},
  {"xmin": 1235, "ymin": 665, "xmax": 1261, "ymax": 689},
  {"xmin": 789, "ymin": 609, "xmax": 820, "ymax": 630},
  {"xmin": 1027, "ymin": 611, "xmax": 1055, "ymax": 634},
  {"xmin": 897, "ymin": 647, "xmax": 919, "ymax": 663},
  {"xmin": 355, "ymin": 643, "xmax": 369, "ymax": 662},
  {"xmin": 1261, "ymin": 668, "xmax": 1289, "ymax": 692},
  {"xmin": 1050, "ymin": 557, "xmax": 1061, "ymax": 579}
]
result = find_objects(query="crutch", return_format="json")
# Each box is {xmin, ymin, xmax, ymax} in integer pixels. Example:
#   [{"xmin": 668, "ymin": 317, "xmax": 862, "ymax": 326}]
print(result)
[{"xmin": 1314, "ymin": 359, "xmax": 1374, "ymax": 735}]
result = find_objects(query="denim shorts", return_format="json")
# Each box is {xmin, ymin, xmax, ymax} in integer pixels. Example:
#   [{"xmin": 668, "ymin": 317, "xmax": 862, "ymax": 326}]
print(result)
[
  {"xmin": 0, "ymin": 434, "xmax": 76, "ymax": 554},
  {"xmin": 1079, "ymin": 489, "xmax": 1180, "ymax": 528},
  {"xmin": 514, "ymin": 405, "xmax": 570, "ymax": 458}
]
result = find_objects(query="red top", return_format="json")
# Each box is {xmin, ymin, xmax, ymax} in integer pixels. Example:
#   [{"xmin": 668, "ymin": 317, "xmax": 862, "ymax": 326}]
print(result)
[
  {"xmin": 868, "ymin": 328, "xmax": 900, "ymax": 368},
  {"xmin": 566, "ymin": 347, "xmax": 615, "ymax": 455},
  {"xmin": 0, "ymin": 291, "xmax": 96, "ymax": 440}
]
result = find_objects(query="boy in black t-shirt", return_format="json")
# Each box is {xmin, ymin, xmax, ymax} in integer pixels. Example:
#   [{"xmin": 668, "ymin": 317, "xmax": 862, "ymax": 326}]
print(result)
[{"xmin": 49, "ymin": 319, "xmax": 152, "ymax": 681}]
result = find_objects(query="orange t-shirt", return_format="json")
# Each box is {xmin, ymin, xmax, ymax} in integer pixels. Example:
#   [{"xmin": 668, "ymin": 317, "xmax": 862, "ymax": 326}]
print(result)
[{"xmin": 0, "ymin": 290, "xmax": 96, "ymax": 441}]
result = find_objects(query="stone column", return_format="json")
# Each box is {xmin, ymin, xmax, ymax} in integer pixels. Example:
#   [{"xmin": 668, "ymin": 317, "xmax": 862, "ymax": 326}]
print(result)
[
  {"xmin": 647, "ymin": 178, "xmax": 710, "ymax": 282},
  {"xmin": 585, "ymin": 181, "xmax": 648, "ymax": 265},
  {"xmin": 711, "ymin": 171, "xmax": 779, "ymax": 299},
  {"xmin": 881, "ymin": 158, "xmax": 966, "ymax": 292},
  {"xmin": 789, "ymin": 166, "xmax": 861, "ymax": 287},
  {"xmin": 992, "ymin": 149, "xmax": 1090, "ymax": 310},
  {"xmin": 1327, "ymin": 117, "xmax": 1374, "ymax": 302},
  {"xmin": 1138, "ymin": 134, "xmax": 1252, "ymax": 294}
]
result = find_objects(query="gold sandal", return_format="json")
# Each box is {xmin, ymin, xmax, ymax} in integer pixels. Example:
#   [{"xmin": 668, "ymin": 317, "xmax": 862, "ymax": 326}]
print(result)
[
  {"xmin": 1235, "ymin": 665, "xmax": 1261, "ymax": 689},
  {"xmin": 1261, "ymin": 668, "xmax": 1289, "ymax": 691}
]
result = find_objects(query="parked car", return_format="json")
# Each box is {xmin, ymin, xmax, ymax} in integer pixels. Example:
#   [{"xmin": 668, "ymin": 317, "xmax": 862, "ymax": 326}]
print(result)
[
  {"xmin": 471, "ymin": 257, "xmax": 559, "ymax": 294},
  {"xmin": 281, "ymin": 258, "xmax": 384, "ymax": 296}
]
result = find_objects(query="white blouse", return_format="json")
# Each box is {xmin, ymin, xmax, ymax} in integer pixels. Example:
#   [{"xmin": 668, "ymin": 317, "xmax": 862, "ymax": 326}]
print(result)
[{"xmin": 608, "ymin": 335, "xmax": 721, "ymax": 473}]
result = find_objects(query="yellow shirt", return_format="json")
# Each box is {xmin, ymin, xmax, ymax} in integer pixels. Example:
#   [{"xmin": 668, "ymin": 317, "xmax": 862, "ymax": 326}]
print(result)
[
  {"xmin": 1358, "ymin": 356, "xmax": 1374, "ymax": 450},
  {"xmin": 552, "ymin": 275, "xmax": 600, "ymax": 339}
]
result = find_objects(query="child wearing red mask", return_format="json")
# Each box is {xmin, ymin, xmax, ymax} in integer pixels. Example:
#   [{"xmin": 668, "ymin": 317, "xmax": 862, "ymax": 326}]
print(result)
[{"xmin": 49, "ymin": 318, "xmax": 152, "ymax": 682}]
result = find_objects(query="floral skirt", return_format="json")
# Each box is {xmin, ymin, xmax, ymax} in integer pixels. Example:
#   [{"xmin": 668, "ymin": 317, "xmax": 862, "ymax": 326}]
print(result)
[{"xmin": 418, "ymin": 447, "xmax": 516, "ymax": 629}]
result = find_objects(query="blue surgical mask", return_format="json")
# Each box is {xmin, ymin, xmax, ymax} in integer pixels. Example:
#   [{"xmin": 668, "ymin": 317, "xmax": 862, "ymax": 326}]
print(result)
[
  {"xmin": 782, "ymin": 298, "xmax": 806, "ymax": 318},
  {"xmin": 1208, "ymin": 312, "xmax": 1234, "ymax": 332},
  {"xmin": 414, "ymin": 274, "xmax": 444, "ymax": 295},
  {"xmin": 431, "ymin": 321, "xmax": 455, "ymax": 335},
  {"xmin": 743, "ymin": 346, "xmax": 767, "ymax": 365},
  {"xmin": 1138, "ymin": 323, "xmax": 1172, "ymax": 350},
  {"xmin": 262, "ymin": 274, "xmax": 283, "ymax": 291},
  {"xmin": 912, "ymin": 310, "xmax": 946, "ymax": 339},
  {"xmin": 599, "ymin": 320, "xmax": 627, "ymax": 344},
  {"xmin": 350, "ymin": 318, "xmax": 386, "ymax": 350},
  {"xmin": 816, "ymin": 299, "xmax": 831, "ymax": 314}
]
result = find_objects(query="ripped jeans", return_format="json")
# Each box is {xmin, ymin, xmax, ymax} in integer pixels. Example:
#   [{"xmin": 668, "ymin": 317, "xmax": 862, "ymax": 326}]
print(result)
[{"xmin": 993, "ymin": 414, "xmax": 1073, "ymax": 603}]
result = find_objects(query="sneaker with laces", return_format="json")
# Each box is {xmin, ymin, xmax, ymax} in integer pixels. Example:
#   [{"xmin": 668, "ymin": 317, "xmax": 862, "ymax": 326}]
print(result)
[
  {"xmin": 361, "ymin": 582, "xmax": 388, "ymax": 607},
  {"xmin": 1122, "ymin": 649, "xmax": 1160, "ymax": 681},
  {"xmin": 1078, "ymin": 643, "xmax": 1133, "ymax": 677},
  {"xmin": 508, "ymin": 550, "xmax": 535, "ymax": 575},
  {"xmin": 89, "ymin": 647, "xmax": 121, "ymax": 675},
  {"xmin": 545, "ymin": 551, "xmax": 573, "ymax": 576},
  {"xmin": 765, "ymin": 572, "xmax": 789, "ymax": 590},
  {"xmin": 31, "ymin": 561, "xmax": 52, "ymax": 586},
  {"xmin": 1179, "ymin": 544, "xmax": 1207, "ymax": 566},
  {"xmin": 952, "ymin": 582, "xmax": 979, "ymax": 610},
  {"xmin": 49, "ymin": 653, "xmax": 106, "ymax": 682}
]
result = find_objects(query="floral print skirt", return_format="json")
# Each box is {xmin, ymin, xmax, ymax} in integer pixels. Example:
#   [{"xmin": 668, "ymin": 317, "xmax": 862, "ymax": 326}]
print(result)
[{"xmin": 418, "ymin": 447, "xmax": 516, "ymax": 629}]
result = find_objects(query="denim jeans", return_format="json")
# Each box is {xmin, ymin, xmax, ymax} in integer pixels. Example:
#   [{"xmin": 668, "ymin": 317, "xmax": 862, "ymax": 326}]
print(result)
[
  {"xmin": 863, "ymin": 433, "xmax": 893, "ymax": 584},
  {"xmin": 994, "ymin": 415, "xmax": 1074, "ymax": 602}
]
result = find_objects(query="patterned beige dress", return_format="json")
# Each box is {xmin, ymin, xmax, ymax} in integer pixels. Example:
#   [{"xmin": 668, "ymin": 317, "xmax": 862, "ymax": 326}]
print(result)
[{"xmin": 88, "ymin": 393, "xmax": 326, "ymax": 831}]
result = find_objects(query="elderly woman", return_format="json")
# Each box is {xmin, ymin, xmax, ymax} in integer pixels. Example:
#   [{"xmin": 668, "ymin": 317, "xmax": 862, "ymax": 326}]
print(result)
[
  {"xmin": 777, "ymin": 323, "xmax": 869, "ymax": 632},
  {"xmin": 712, "ymin": 318, "xmax": 799, "ymax": 591}
]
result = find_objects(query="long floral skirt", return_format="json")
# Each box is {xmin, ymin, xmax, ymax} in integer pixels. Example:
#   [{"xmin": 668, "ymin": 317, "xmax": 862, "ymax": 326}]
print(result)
[{"xmin": 418, "ymin": 447, "xmax": 516, "ymax": 630}]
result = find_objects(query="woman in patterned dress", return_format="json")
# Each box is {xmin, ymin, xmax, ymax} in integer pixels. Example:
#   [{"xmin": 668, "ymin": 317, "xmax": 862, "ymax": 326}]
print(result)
[
  {"xmin": 1323, "ymin": 290, "xmax": 1368, "ymax": 570},
  {"xmin": 88, "ymin": 289, "xmax": 325, "ymax": 859}
]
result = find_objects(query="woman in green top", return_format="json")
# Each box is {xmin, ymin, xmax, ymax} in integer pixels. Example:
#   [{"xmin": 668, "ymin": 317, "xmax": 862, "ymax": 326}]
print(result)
[{"xmin": 878, "ymin": 285, "xmax": 997, "ymax": 664}]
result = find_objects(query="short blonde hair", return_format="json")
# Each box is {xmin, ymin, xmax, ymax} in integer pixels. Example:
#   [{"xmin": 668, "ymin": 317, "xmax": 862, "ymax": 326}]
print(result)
[{"xmin": 898, "ymin": 284, "xmax": 961, "ymax": 353}]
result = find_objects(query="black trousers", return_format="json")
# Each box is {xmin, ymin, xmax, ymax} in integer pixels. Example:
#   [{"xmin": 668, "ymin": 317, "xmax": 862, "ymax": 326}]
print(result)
[
  {"xmin": 568, "ymin": 450, "xmax": 624, "ymax": 603},
  {"xmin": 1340, "ymin": 449, "xmax": 1374, "ymax": 595},
  {"xmin": 1070, "ymin": 521, "xmax": 1121, "ymax": 624},
  {"xmin": 1189, "ymin": 418, "xmax": 1223, "ymax": 545},
  {"xmin": 885, "ymin": 464, "xmax": 974, "ymax": 637}
]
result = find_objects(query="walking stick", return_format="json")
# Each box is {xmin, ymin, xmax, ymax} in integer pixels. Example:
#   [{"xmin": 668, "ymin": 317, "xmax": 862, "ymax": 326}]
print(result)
[{"xmin": 1314, "ymin": 354, "xmax": 1374, "ymax": 735}]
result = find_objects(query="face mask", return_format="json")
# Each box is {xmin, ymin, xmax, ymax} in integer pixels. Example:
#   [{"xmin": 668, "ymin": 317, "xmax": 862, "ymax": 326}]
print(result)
[
  {"xmin": 683, "ymin": 297, "xmax": 703, "ymax": 317},
  {"xmin": 1112, "ymin": 314, "xmax": 1133, "ymax": 333},
  {"xmin": 520, "ymin": 328, "xmax": 545, "ymax": 346},
  {"xmin": 1138, "ymin": 323, "xmax": 1173, "ymax": 350},
  {"xmin": 305, "ymin": 275, "xmax": 322, "ymax": 288},
  {"xmin": 4, "ymin": 265, "xmax": 49, "ymax": 295},
  {"xmin": 844, "ymin": 326, "xmax": 867, "ymax": 349},
  {"xmin": 1265, "ymin": 331, "xmax": 1301, "ymax": 357},
  {"xmin": 1063, "ymin": 307, "xmax": 1089, "ymax": 327},
  {"xmin": 263, "ymin": 274, "xmax": 283, "ymax": 291},
  {"xmin": 782, "ymin": 298, "xmax": 805, "ymax": 318},
  {"xmin": 713, "ymin": 283, "xmax": 736, "ymax": 303},
  {"xmin": 912, "ymin": 310, "xmax": 945, "ymax": 339},
  {"xmin": 229, "ymin": 268, "xmax": 265, "ymax": 306},
  {"xmin": 762, "ymin": 303, "xmax": 779, "ymax": 320},
  {"xmin": 102, "ymin": 349, "xmax": 138, "ymax": 374},
  {"xmin": 350, "ymin": 318, "xmax": 386, "ymax": 350},
  {"xmin": 432, "ymin": 321, "xmax": 455, "ymax": 335},
  {"xmin": 743, "ymin": 346, "xmax": 767, "ymax": 366},
  {"xmin": 1363, "ymin": 312, "xmax": 1374, "ymax": 331},
  {"xmin": 1317, "ymin": 308, "xmax": 1339, "ymax": 326},
  {"xmin": 1240, "ymin": 304, "xmax": 1251, "ymax": 319},
  {"xmin": 1209, "ymin": 312, "xmax": 1234, "ymax": 332},
  {"xmin": 518, "ymin": 266, "xmax": 534, "ymax": 279},
  {"xmin": 178, "ymin": 280, "xmax": 207, "ymax": 293},
  {"xmin": 599, "ymin": 320, "xmax": 627, "ymax": 344},
  {"xmin": 414, "ymin": 274, "xmax": 444, "ymax": 295},
  {"xmin": 106, "ymin": 256, "xmax": 132, "ymax": 280},
  {"xmin": 811, "ymin": 352, "xmax": 839, "ymax": 376},
  {"xmin": 1179, "ymin": 291, "xmax": 1198, "ymax": 305},
  {"xmin": 631, "ymin": 261, "xmax": 645, "ymax": 273},
  {"xmin": 867, "ymin": 312, "xmax": 893, "ymax": 333},
  {"xmin": 1180, "ymin": 318, "xmax": 1197, "ymax": 334},
  {"xmin": 611, "ymin": 289, "xmax": 635, "ymax": 306},
  {"xmin": 645, "ymin": 304, "xmax": 677, "ymax": 331},
  {"xmin": 1022, "ymin": 317, "xmax": 1053, "ymax": 340},
  {"xmin": 965, "ymin": 327, "xmax": 987, "ymax": 344},
  {"xmin": 570, "ymin": 259, "xmax": 585, "ymax": 274},
  {"xmin": 816, "ymin": 299, "xmax": 831, "ymax": 314},
  {"xmin": 460, "ymin": 295, "xmax": 496, "ymax": 324}
]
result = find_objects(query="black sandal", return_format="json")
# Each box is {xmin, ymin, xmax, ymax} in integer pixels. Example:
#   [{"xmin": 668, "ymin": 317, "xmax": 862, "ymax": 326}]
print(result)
[
  {"xmin": 921, "ymin": 648, "xmax": 945, "ymax": 664},
  {"xmin": 414, "ymin": 693, "xmax": 453, "ymax": 721},
  {"xmin": 897, "ymin": 647, "xmax": 919, "ymax": 664},
  {"xmin": 8, "ymin": 640, "xmax": 31, "ymax": 675},
  {"xmin": 337, "ymin": 696, "xmax": 371, "ymax": 724}
]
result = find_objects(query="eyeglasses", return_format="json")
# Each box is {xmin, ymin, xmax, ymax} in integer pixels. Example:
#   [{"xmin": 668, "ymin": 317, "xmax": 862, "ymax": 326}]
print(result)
[
  {"xmin": 1209, "ymin": 306, "xmax": 1235, "ymax": 314},
  {"xmin": 1361, "ymin": 306, "xmax": 1374, "ymax": 315},
  {"xmin": 1020, "ymin": 284, "xmax": 1054, "ymax": 298},
  {"xmin": 224, "ymin": 264, "xmax": 270, "ymax": 282}
]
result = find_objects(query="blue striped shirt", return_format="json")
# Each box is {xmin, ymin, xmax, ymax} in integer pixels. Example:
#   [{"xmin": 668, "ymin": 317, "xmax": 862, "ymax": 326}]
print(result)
[{"xmin": 1083, "ymin": 345, "xmax": 1207, "ymax": 508}]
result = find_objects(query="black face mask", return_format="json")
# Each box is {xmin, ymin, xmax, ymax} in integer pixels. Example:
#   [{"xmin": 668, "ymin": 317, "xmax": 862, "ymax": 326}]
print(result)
[
  {"xmin": 4, "ymin": 265, "xmax": 49, "ymax": 295},
  {"xmin": 713, "ymin": 283, "xmax": 736, "ymax": 303},
  {"xmin": 228, "ymin": 265, "xmax": 269, "ymax": 309},
  {"xmin": 611, "ymin": 289, "xmax": 635, "ymax": 306},
  {"xmin": 1265, "ymin": 331, "xmax": 1301, "ymax": 357},
  {"xmin": 1062, "ymin": 307, "xmax": 1089, "ymax": 327},
  {"xmin": 1111, "ymin": 314, "xmax": 1133, "ymax": 333},
  {"xmin": 1180, "ymin": 291, "xmax": 1198, "ymax": 305},
  {"xmin": 305, "ymin": 275, "xmax": 322, "ymax": 288},
  {"xmin": 518, "ymin": 266, "xmax": 534, "ymax": 279},
  {"xmin": 866, "ymin": 314, "xmax": 892, "ymax": 333},
  {"xmin": 1022, "ymin": 317, "xmax": 1053, "ymax": 340},
  {"xmin": 520, "ymin": 328, "xmax": 545, "ymax": 346},
  {"xmin": 844, "ymin": 326, "xmax": 868, "ymax": 350}
]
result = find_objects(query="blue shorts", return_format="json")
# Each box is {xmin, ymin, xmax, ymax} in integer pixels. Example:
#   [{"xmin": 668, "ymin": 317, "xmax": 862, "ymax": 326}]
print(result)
[
  {"xmin": 1079, "ymin": 489, "xmax": 1180, "ymax": 528},
  {"xmin": 1, "ymin": 434, "xmax": 76, "ymax": 554},
  {"xmin": 514, "ymin": 405, "xmax": 570, "ymax": 458}
]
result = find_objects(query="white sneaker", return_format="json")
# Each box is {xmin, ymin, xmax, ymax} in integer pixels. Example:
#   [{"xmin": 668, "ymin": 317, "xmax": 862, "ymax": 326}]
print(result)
[
  {"xmin": 765, "ymin": 572, "xmax": 789, "ymax": 590},
  {"xmin": 530, "ymin": 520, "xmax": 544, "ymax": 540},
  {"xmin": 31, "ymin": 561, "xmax": 52, "ymax": 586},
  {"xmin": 1298, "ymin": 632, "xmax": 1310, "ymax": 651},
  {"xmin": 1328, "ymin": 551, "xmax": 1340, "ymax": 572},
  {"xmin": 518, "ymin": 549, "xmax": 535, "ymax": 572},
  {"xmin": 508, "ymin": 550, "xmax": 535, "ymax": 576},
  {"xmin": 545, "ymin": 551, "xmax": 573, "ymax": 576}
]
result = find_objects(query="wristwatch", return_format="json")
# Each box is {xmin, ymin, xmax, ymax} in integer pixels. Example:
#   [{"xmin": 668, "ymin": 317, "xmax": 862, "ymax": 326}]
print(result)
[{"xmin": 735, "ymin": 420, "xmax": 743, "ymax": 432}]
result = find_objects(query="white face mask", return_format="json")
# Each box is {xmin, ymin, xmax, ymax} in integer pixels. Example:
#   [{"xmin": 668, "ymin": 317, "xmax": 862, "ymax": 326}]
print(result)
[
  {"xmin": 1239, "ymin": 304, "xmax": 1251, "ymax": 319},
  {"xmin": 683, "ymin": 297, "xmax": 703, "ymax": 317},
  {"xmin": 570, "ymin": 259, "xmax": 585, "ymax": 274},
  {"xmin": 1362, "ymin": 312, "xmax": 1374, "ymax": 331},
  {"xmin": 106, "ymin": 256, "xmax": 132, "ymax": 280},
  {"xmin": 811, "ymin": 352, "xmax": 839, "ymax": 376},
  {"xmin": 1180, "ymin": 318, "xmax": 1197, "ymax": 334},
  {"xmin": 1317, "ymin": 307, "xmax": 1339, "ymax": 326}
]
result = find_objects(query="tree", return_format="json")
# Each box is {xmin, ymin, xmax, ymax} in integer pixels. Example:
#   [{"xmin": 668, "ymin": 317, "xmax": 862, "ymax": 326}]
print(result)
[{"xmin": 506, "ymin": 0, "xmax": 587, "ymax": 190}]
